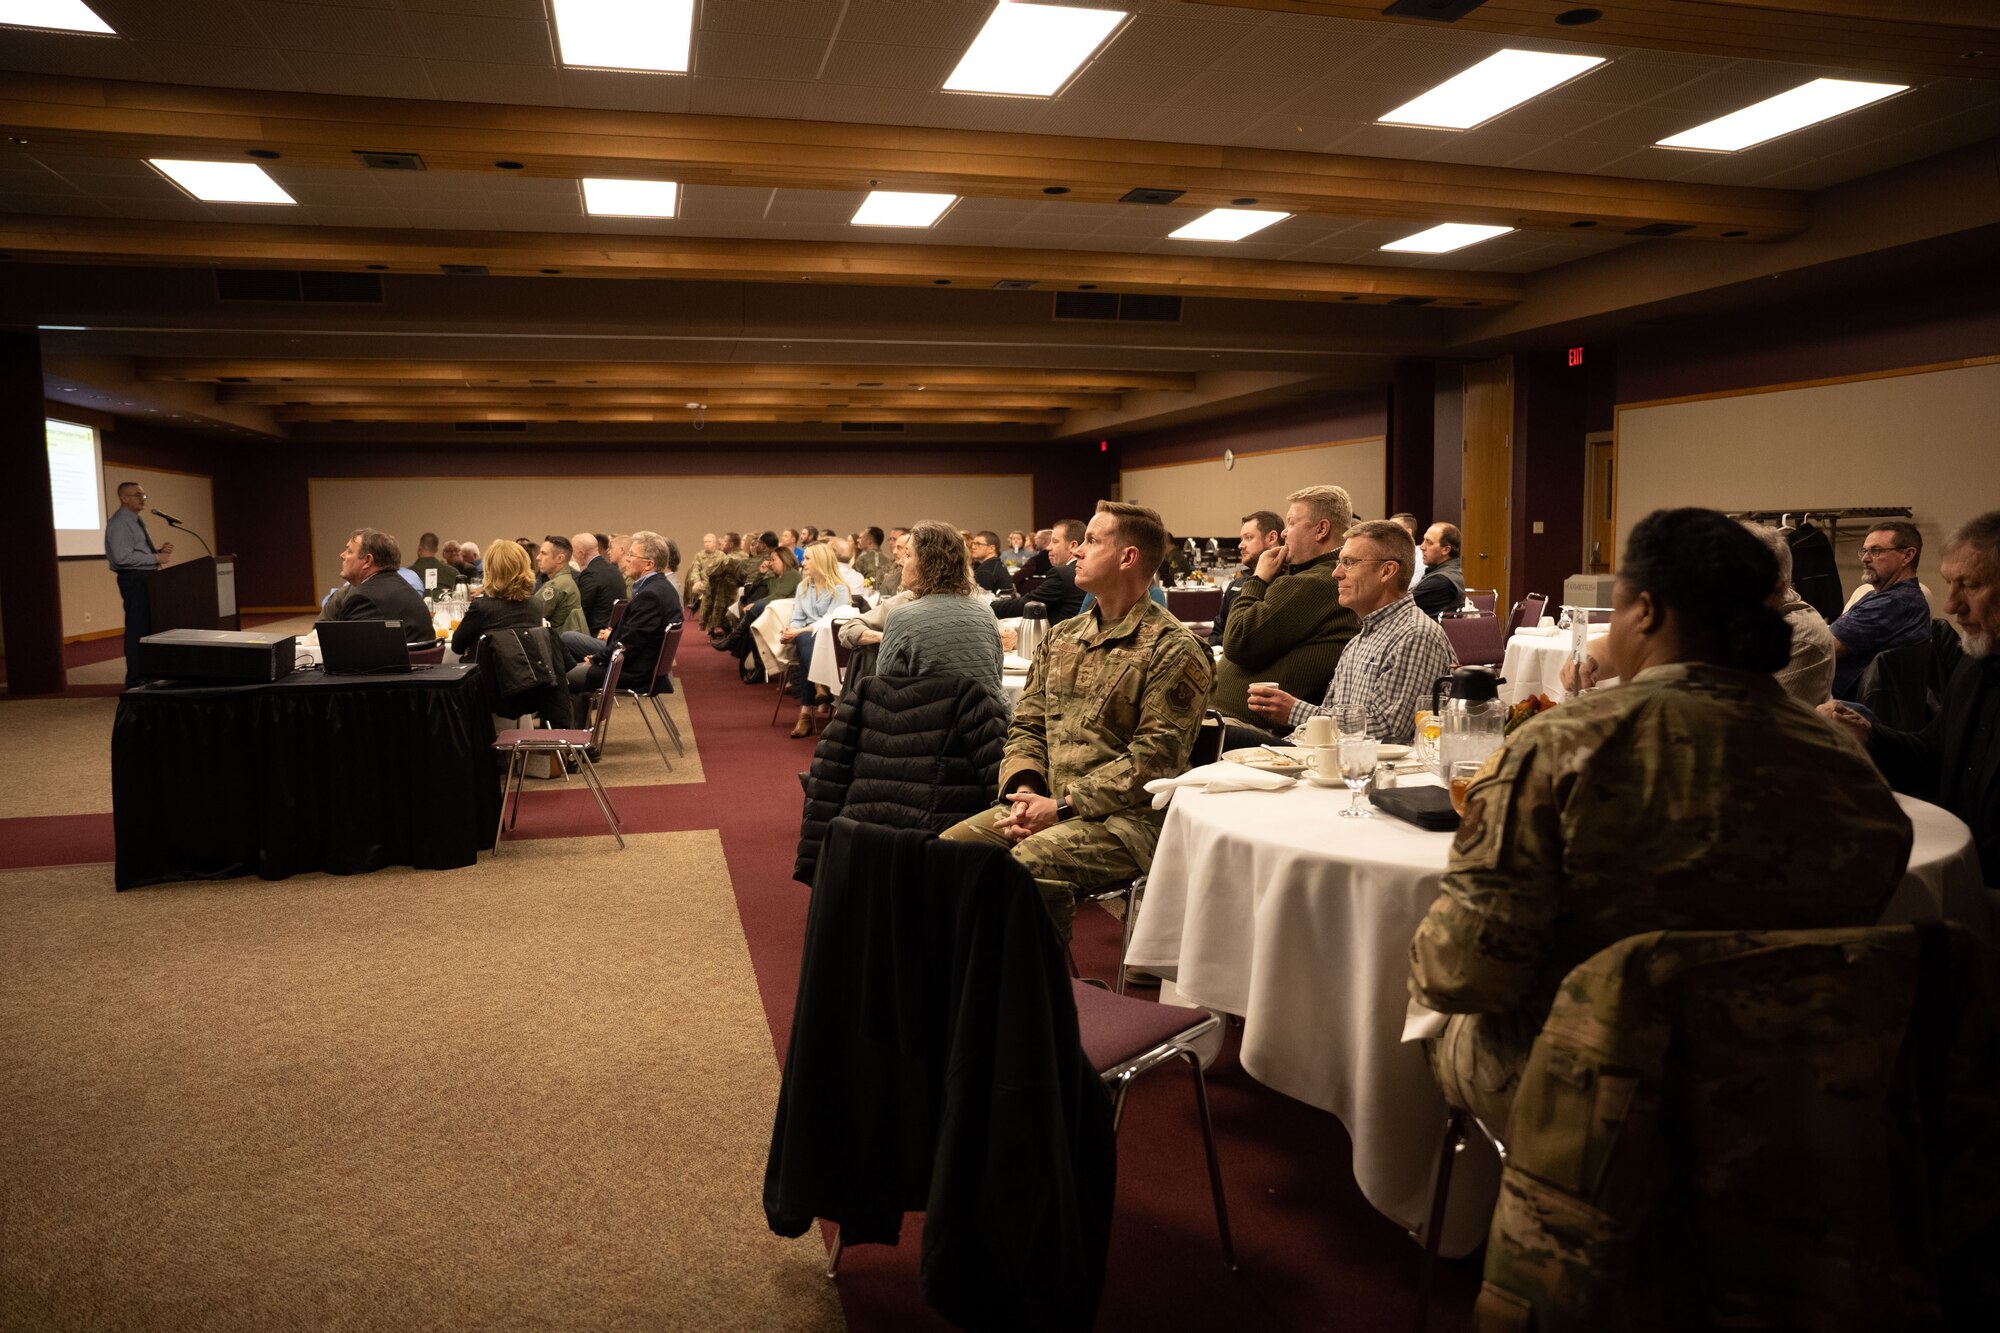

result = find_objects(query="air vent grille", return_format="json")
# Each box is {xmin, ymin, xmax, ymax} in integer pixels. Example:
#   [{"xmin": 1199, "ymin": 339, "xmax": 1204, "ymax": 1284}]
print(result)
[
  {"xmin": 840, "ymin": 422, "xmax": 904, "ymax": 433},
  {"xmin": 215, "ymin": 269, "xmax": 382, "ymax": 303},
  {"xmin": 1053, "ymin": 292, "xmax": 1181, "ymax": 323},
  {"xmin": 454, "ymin": 421, "xmax": 527, "ymax": 432}
]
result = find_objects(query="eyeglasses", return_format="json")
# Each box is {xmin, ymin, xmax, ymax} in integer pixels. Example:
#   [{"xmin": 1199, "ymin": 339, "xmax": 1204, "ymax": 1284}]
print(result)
[
  {"xmin": 1859, "ymin": 545, "xmax": 1909, "ymax": 558},
  {"xmin": 1333, "ymin": 556, "xmax": 1391, "ymax": 571}
]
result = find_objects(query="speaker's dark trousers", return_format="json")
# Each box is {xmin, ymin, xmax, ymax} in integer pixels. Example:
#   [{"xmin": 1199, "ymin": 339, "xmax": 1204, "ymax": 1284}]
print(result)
[{"xmin": 117, "ymin": 568, "xmax": 153, "ymax": 686}]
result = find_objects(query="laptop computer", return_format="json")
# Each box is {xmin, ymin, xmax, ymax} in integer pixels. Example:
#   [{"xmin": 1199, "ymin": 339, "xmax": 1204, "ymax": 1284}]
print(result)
[{"xmin": 316, "ymin": 619, "xmax": 416, "ymax": 674}]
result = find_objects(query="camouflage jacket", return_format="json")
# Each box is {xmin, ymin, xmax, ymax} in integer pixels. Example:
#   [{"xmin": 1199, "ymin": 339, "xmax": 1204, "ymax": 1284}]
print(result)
[
  {"xmin": 686, "ymin": 549, "xmax": 725, "ymax": 594},
  {"xmin": 1409, "ymin": 662, "xmax": 1913, "ymax": 1028},
  {"xmin": 853, "ymin": 547, "xmax": 888, "ymax": 586},
  {"xmin": 1479, "ymin": 922, "xmax": 2000, "ymax": 1331},
  {"xmin": 1002, "ymin": 596, "xmax": 1214, "ymax": 867}
]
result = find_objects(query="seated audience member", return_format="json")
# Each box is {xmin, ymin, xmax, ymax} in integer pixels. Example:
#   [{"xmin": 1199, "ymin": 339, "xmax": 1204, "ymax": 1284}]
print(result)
[
  {"xmin": 852, "ymin": 527, "xmax": 889, "ymax": 587},
  {"xmin": 1410, "ymin": 507, "xmax": 1913, "ymax": 1131},
  {"xmin": 568, "ymin": 530, "xmax": 681, "ymax": 695},
  {"xmin": 685, "ymin": 532, "xmax": 723, "ymax": 610},
  {"xmin": 1829, "ymin": 521, "xmax": 1932, "ymax": 698},
  {"xmin": 535, "ymin": 535, "xmax": 588, "ymax": 637},
  {"xmin": 1411, "ymin": 522, "xmax": 1466, "ymax": 619},
  {"xmin": 604, "ymin": 534, "xmax": 634, "ymax": 596},
  {"xmin": 968, "ymin": 530, "xmax": 1013, "ymax": 596},
  {"xmin": 989, "ymin": 518, "xmax": 1087, "ymax": 621},
  {"xmin": 454, "ymin": 540, "xmax": 482, "ymax": 581},
  {"xmin": 1017, "ymin": 528, "xmax": 1055, "ymax": 582},
  {"xmin": 1242, "ymin": 519, "xmax": 1453, "ymax": 745},
  {"xmin": 454, "ymin": 539, "xmax": 574, "ymax": 726},
  {"xmin": 1744, "ymin": 520, "xmax": 1837, "ymax": 704},
  {"xmin": 1824, "ymin": 510, "xmax": 1998, "ymax": 886},
  {"xmin": 1001, "ymin": 531, "xmax": 1031, "ymax": 569},
  {"xmin": 1392, "ymin": 513, "xmax": 1427, "ymax": 585},
  {"xmin": 874, "ymin": 527, "xmax": 909, "ymax": 596},
  {"xmin": 781, "ymin": 544, "xmax": 854, "ymax": 737},
  {"xmin": 778, "ymin": 527, "xmax": 801, "ymax": 563},
  {"xmin": 515, "ymin": 537, "xmax": 540, "ymax": 586},
  {"xmin": 330, "ymin": 528, "xmax": 437, "ymax": 644},
  {"xmin": 878, "ymin": 522, "xmax": 1006, "ymax": 709},
  {"xmin": 840, "ymin": 531, "xmax": 916, "ymax": 649},
  {"xmin": 701, "ymin": 537, "xmax": 758, "ymax": 638},
  {"xmin": 408, "ymin": 531, "xmax": 459, "ymax": 594},
  {"xmin": 440, "ymin": 540, "xmax": 462, "ymax": 570},
  {"xmin": 570, "ymin": 532, "xmax": 620, "ymax": 636},
  {"xmin": 1211, "ymin": 485, "xmax": 1359, "ymax": 724},
  {"xmin": 830, "ymin": 536, "xmax": 866, "ymax": 596},
  {"xmin": 1211, "ymin": 510, "xmax": 1282, "ymax": 647},
  {"xmin": 942, "ymin": 501, "xmax": 1213, "ymax": 938},
  {"xmin": 662, "ymin": 537, "xmax": 683, "ymax": 595},
  {"xmin": 1157, "ymin": 533, "xmax": 1191, "ymax": 587}
]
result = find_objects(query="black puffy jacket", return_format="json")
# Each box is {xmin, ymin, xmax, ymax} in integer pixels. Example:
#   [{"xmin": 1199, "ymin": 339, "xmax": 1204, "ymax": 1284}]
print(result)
[{"xmin": 793, "ymin": 674, "xmax": 1010, "ymax": 885}]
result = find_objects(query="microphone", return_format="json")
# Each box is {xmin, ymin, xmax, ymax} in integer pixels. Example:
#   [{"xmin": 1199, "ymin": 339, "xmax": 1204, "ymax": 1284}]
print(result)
[
  {"xmin": 150, "ymin": 508, "xmax": 183, "ymax": 526},
  {"xmin": 151, "ymin": 509, "xmax": 214, "ymax": 558}
]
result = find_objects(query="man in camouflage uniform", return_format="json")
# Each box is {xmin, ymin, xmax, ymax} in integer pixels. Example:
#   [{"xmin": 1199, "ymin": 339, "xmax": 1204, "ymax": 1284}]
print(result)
[
  {"xmin": 684, "ymin": 532, "xmax": 724, "ymax": 613},
  {"xmin": 700, "ymin": 536, "xmax": 755, "ymax": 638},
  {"xmin": 534, "ymin": 535, "xmax": 588, "ymax": 636},
  {"xmin": 1408, "ymin": 617, "xmax": 1913, "ymax": 1134},
  {"xmin": 852, "ymin": 526, "xmax": 888, "ymax": 588},
  {"xmin": 942, "ymin": 501, "xmax": 1214, "ymax": 937}
]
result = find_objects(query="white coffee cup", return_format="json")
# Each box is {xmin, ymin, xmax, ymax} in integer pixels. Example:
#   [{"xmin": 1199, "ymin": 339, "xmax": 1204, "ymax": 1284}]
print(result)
[
  {"xmin": 1299, "ymin": 714, "xmax": 1335, "ymax": 748},
  {"xmin": 1310, "ymin": 745, "xmax": 1340, "ymax": 779}
]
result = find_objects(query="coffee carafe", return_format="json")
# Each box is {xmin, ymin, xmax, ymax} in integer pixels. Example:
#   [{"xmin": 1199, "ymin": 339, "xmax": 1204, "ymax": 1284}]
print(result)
[
  {"xmin": 1429, "ymin": 666, "xmax": 1508, "ymax": 773},
  {"xmin": 1016, "ymin": 600, "xmax": 1050, "ymax": 662}
]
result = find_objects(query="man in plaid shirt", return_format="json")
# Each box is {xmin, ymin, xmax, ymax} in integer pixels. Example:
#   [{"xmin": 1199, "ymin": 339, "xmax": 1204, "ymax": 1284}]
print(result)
[{"xmin": 1244, "ymin": 519, "xmax": 1456, "ymax": 745}]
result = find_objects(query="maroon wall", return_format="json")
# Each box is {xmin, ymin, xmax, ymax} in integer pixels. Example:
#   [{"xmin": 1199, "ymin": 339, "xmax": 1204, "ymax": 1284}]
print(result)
[{"xmin": 1116, "ymin": 390, "xmax": 1387, "ymax": 469}]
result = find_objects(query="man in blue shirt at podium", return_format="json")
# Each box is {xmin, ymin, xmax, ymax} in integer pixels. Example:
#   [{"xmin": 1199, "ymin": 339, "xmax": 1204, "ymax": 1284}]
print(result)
[{"xmin": 105, "ymin": 480, "xmax": 173, "ymax": 688}]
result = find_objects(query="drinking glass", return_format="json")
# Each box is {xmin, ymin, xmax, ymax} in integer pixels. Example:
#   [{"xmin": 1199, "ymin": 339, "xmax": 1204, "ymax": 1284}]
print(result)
[
  {"xmin": 1336, "ymin": 708, "xmax": 1376, "ymax": 818},
  {"xmin": 1413, "ymin": 709, "xmax": 1440, "ymax": 766},
  {"xmin": 1449, "ymin": 761, "xmax": 1481, "ymax": 817}
]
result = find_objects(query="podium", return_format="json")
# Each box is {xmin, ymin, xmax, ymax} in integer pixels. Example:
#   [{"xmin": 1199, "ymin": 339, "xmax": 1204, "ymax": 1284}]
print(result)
[{"xmin": 150, "ymin": 554, "xmax": 239, "ymax": 633}]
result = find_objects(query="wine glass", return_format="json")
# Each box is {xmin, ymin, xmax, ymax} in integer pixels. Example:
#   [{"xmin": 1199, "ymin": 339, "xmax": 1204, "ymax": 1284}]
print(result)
[
  {"xmin": 1336, "ymin": 709, "xmax": 1377, "ymax": 818},
  {"xmin": 1449, "ymin": 761, "xmax": 1481, "ymax": 817}
]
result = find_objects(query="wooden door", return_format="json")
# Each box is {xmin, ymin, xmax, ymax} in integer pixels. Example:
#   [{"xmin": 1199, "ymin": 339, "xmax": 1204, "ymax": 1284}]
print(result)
[
  {"xmin": 1460, "ymin": 357, "xmax": 1512, "ymax": 598},
  {"xmin": 1585, "ymin": 432, "xmax": 1616, "ymax": 573}
]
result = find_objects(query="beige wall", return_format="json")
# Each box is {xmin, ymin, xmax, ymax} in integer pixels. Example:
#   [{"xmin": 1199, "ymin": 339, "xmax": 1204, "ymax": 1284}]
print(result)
[
  {"xmin": 306, "ymin": 473, "xmax": 1033, "ymax": 598},
  {"xmin": 1119, "ymin": 436, "xmax": 1388, "ymax": 536},
  {"xmin": 61, "ymin": 463, "xmax": 216, "ymax": 640},
  {"xmin": 1615, "ymin": 360, "xmax": 2000, "ymax": 564}
]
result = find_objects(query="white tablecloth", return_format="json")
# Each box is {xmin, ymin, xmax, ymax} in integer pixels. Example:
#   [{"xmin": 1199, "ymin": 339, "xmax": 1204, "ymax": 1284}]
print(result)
[
  {"xmin": 1499, "ymin": 624, "xmax": 1612, "ymax": 705},
  {"xmin": 1127, "ymin": 784, "xmax": 1986, "ymax": 1258}
]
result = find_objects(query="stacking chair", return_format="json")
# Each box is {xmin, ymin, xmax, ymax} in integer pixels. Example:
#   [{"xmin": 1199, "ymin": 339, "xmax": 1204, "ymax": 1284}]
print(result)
[
  {"xmin": 619, "ymin": 622, "xmax": 685, "ymax": 769},
  {"xmin": 1464, "ymin": 588, "xmax": 1499, "ymax": 615},
  {"xmin": 1440, "ymin": 611, "xmax": 1506, "ymax": 667},
  {"xmin": 1505, "ymin": 592, "xmax": 1549, "ymax": 636},
  {"xmin": 1854, "ymin": 638, "xmax": 1933, "ymax": 731},
  {"xmin": 492, "ymin": 647, "xmax": 624, "ymax": 850},
  {"xmin": 410, "ymin": 640, "xmax": 447, "ymax": 665}
]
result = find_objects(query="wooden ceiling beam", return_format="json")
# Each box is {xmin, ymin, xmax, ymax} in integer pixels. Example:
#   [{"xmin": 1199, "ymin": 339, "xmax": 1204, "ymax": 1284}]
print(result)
[
  {"xmin": 0, "ymin": 214, "xmax": 1527, "ymax": 306},
  {"xmin": 271, "ymin": 406, "xmax": 1066, "ymax": 425},
  {"xmin": 1186, "ymin": 0, "xmax": 2000, "ymax": 82},
  {"xmin": 217, "ymin": 385, "xmax": 1122, "ymax": 409},
  {"xmin": 0, "ymin": 74, "xmax": 1808, "ymax": 237},
  {"xmin": 141, "ymin": 359, "xmax": 1196, "ymax": 393}
]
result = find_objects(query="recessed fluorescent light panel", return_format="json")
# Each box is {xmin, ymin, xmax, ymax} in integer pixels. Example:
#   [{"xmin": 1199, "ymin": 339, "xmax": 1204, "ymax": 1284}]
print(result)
[
  {"xmin": 851, "ymin": 191, "xmax": 958, "ymax": 228},
  {"xmin": 148, "ymin": 160, "xmax": 296, "ymax": 205},
  {"xmin": 1378, "ymin": 49, "xmax": 1606, "ymax": 130},
  {"xmin": 552, "ymin": 0, "xmax": 694, "ymax": 74},
  {"xmin": 0, "ymin": 1, "xmax": 113, "ymax": 33},
  {"xmin": 943, "ymin": 3, "xmax": 1127, "ymax": 97},
  {"xmin": 581, "ymin": 177, "xmax": 681, "ymax": 217},
  {"xmin": 1656, "ymin": 77, "xmax": 1908, "ymax": 152},
  {"xmin": 1381, "ymin": 223, "xmax": 1515, "ymax": 254},
  {"xmin": 1168, "ymin": 208, "xmax": 1290, "ymax": 242}
]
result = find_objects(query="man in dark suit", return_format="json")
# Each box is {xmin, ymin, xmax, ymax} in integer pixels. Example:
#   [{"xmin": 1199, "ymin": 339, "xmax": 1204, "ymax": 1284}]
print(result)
[
  {"xmin": 570, "ymin": 531, "xmax": 624, "ymax": 636},
  {"xmin": 1017, "ymin": 528, "xmax": 1055, "ymax": 582},
  {"xmin": 991, "ymin": 518, "xmax": 1088, "ymax": 621},
  {"xmin": 968, "ymin": 530, "xmax": 1013, "ymax": 596},
  {"xmin": 330, "ymin": 528, "xmax": 437, "ymax": 644},
  {"xmin": 569, "ymin": 529, "xmax": 681, "ymax": 695}
]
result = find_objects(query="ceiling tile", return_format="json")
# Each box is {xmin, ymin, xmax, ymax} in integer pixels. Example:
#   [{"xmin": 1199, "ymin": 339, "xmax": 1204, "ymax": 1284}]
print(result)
[
  {"xmin": 1096, "ymin": 15, "xmax": 1251, "ymax": 70},
  {"xmin": 1235, "ymin": 113, "xmax": 1361, "ymax": 153},
  {"xmin": 687, "ymin": 76, "xmax": 813, "ymax": 118},
  {"xmin": 1322, "ymin": 122, "xmax": 1461, "ymax": 161},
  {"xmin": 1212, "ymin": 24, "xmax": 1369, "ymax": 80},
  {"xmin": 287, "ymin": 49, "xmax": 437, "ymax": 97},
  {"xmin": 1501, "ymin": 139, "xmax": 1643, "ymax": 175},
  {"xmin": 919, "ymin": 94, "xmax": 1050, "ymax": 133},
  {"xmin": 301, "ymin": 205, "xmax": 412, "ymax": 226},
  {"xmin": 837, "ymin": 0, "xmax": 987, "ymax": 50},
  {"xmin": 1061, "ymin": 61, "xmax": 1202, "ymax": 105},
  {"xmin": 680, "ymin": 183, "xmax": 774, "ymax": 222},
  {"xmin": 0, "ymin": 30, "xmax": 159, "ymax": 79},
  {"xmin": 1170, "ymin": 68, "xmax": 1317, "ymax": 115},
  {"xmin": 399, "ymin": 0, "xmax": 547, "ymax": 17},
  {"xmin": 397, "ymin": 208, "xmax": 505, "ymax": 228},
  {"xmin": 89, "ymin": 0, "xmax": 263, "ymax": 46},
  {"xmin": 401, "ymin": 11, "xmax": 551, "ymax": 64},
  {"xmin": 130, "ymin": 40, "xmax": 306, "ymax": 90},
  {"xmin": 245, "ymin": 2, "xmax": 417, "ymax": 57},
  {"xmin": 1029, "ymin": 98, "xmax": 1158, "ymax": 139},
  {"xmin": 1129, "ymin": 105, "xmax": 1264, "ymax": 143},
  {"xmin": 695, "ymin": 30, "xmax": 829, "ymax": 82},
  {"xmin": 698, "ymin": 0, "xmax": 844, "ymax": 40},
  {"xmin": 557, "ymin": 68, "xmax": 692, "ymax": 114},
  {"xmin": 801, "ymin": 84, "xmax": 937, "ymax": 125},
  {"xmin": 1418, "ymin": 131, "xmax": 1556, "ymax": 166},
  {"xmin": 818, "ymin": 40, "xmax": 957, "ymax": 91},
  {"xmin": 1281, "ymin": 78, "xmax": 1429, "ymax": 124},
  {"xmin": 424, "ymin": 58, "xmax": 564, "ymax": 104},
  {"xmin": 1325, "ymin": 37, "xmax": 1483, "ymax": 88}
]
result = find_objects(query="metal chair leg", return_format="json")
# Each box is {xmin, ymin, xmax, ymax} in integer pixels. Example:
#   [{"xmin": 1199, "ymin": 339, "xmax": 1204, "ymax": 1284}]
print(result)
[
  {"xmin": 628, "ymin": 693, "xmax": 674, "ymax": 771},
  {"xmin": 1115, "ymin": 877, "xmax": 1145, "ymax": 995},
  {"xmin": 652, "ymin": 694, "xmax": 685, "ymax": 755},
  {"xmin": 505, "ymin": 748, "xmax": 528, "ymax": 830},
  {"xmin": 1182, "ymin": 1048, "xmax": 1237, "ymax": 1270},
  {"xmin": 1413, "ymin": 1108, "xmax": 1468, "ymax": 1333},
  {"xmin": 574, "ymin": 752, "xmax": 625, "ymax": 849},
  {"xmin": 824, "ymin": 1228, "xmax": 843, "ymax": 1279},
  {"xmin": 493, "ymin": 750, "xmax": 519, "ymax": 850}
]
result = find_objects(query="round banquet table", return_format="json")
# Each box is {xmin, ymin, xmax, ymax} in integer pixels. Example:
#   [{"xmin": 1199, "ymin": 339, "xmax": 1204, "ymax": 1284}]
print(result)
[
  {"xmin": 1498, "ymin": 624, "xmax": 1611, "ymax": 705},
  {"xmin": 1125, "ymin": 782, "xmax": 1987, "ymax": 1259}
]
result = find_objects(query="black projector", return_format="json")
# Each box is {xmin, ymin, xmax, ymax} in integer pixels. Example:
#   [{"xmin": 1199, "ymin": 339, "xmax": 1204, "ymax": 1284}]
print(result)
[{"xmin": 137, "ymin": 628, "xmax": 297, "ymax": 683}]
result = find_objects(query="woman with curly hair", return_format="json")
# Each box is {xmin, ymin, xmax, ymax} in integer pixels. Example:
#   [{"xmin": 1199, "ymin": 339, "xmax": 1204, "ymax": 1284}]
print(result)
[{"xmin": 877, "ymin": 521, "xmax": 1005, "ymax": 709}]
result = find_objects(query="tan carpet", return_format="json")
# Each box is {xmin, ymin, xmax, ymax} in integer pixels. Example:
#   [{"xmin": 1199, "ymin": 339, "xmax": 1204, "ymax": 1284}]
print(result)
[
  {"xmin": 0, "ymin": 698, "xmax": 117, "ymax": 817},
  {"xmin": 0, "ymin": 835, "xmax": 843, "ymax": 1333}
]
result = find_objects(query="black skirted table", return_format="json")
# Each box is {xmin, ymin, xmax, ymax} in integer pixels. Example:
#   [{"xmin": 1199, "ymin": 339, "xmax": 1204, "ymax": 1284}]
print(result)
[{"xmin": 112, "ymin": 665, "xmax": 500, "ymax": 890}]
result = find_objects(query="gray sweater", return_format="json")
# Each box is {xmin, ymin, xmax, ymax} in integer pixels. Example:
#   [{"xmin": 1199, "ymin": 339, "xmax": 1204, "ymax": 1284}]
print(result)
[{"xmin": 877, "ymin": 593, "xmax": 1005, "ymax": 706}]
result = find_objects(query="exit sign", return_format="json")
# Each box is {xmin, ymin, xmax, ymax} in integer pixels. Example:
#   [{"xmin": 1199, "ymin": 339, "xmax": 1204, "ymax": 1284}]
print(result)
[{"xmin": 1567, "ymin": 347, "xmax": 1585, "ymax": 367}]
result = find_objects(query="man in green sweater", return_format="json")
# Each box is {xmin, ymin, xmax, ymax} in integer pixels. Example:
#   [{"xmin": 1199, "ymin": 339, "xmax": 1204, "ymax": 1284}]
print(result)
[{"xmin": 1211, "ymin": 484, "xmax": 1360, "ymax": 724}]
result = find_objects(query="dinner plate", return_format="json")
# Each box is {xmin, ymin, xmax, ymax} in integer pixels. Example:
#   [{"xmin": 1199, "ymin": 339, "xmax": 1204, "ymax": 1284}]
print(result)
[
  {"xmin": 1376, "ymin": 743, "xmax": 1412, "ymax": 760},
  {"xmin": 1223, "ymin": 745, "xmax": 1311, "ymax": 774}
]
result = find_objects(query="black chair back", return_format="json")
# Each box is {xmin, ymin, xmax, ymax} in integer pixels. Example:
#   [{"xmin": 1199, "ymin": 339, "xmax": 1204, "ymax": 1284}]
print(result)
[{"xmin": 1854, "ymin": 639, "xmax": 1931, "ymax": 731}]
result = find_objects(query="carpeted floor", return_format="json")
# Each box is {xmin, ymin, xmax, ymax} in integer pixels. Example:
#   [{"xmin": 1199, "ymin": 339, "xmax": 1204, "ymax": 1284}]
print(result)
[
  {"xmin": 0, "ymin": 833, "xmax": 843, "ymax": 1333},
  {"xmin": 0, "ymin": 698, "xmax": 119, "ymax": 817}
]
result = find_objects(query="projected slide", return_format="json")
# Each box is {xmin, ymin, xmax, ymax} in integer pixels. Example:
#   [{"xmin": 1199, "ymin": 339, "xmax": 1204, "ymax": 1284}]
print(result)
[{"xmin": 48, "ymin": 418, "xmax": 106, "ymax": 557}]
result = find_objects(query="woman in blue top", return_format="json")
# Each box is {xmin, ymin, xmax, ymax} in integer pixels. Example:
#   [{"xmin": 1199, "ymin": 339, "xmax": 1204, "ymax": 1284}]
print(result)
[{"xmin": 783, "ymin": 543, "xmax": 853, "ymax": 736}]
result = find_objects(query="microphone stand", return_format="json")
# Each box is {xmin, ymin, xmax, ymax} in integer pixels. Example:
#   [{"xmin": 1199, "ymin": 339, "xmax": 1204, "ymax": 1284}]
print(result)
[{"xmin": 160, "ymin": 516, "xmax": 215, "ymax": 560}]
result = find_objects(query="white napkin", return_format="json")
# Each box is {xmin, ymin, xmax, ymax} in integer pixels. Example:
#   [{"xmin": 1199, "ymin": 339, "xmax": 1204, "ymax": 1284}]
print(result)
[
  {"xmin": 1002, "ymin": 654, "xmax": 1033, "ymax": 673},
  {"xmin": 1144, "ymin": 761, "xmax": 1295, "ymax": 809}
]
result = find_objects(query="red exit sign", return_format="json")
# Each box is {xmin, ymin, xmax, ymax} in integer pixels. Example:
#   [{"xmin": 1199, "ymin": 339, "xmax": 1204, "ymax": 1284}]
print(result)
[{"xmin": 1567, "ymin": 346, "xmax": 1585, "ymax": 367}]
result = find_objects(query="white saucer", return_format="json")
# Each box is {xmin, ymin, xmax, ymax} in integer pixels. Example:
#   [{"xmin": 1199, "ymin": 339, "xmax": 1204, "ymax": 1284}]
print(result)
[{"xmin": 1304, "ymin": 770, "xmax": 1348, "ymax": 788}]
